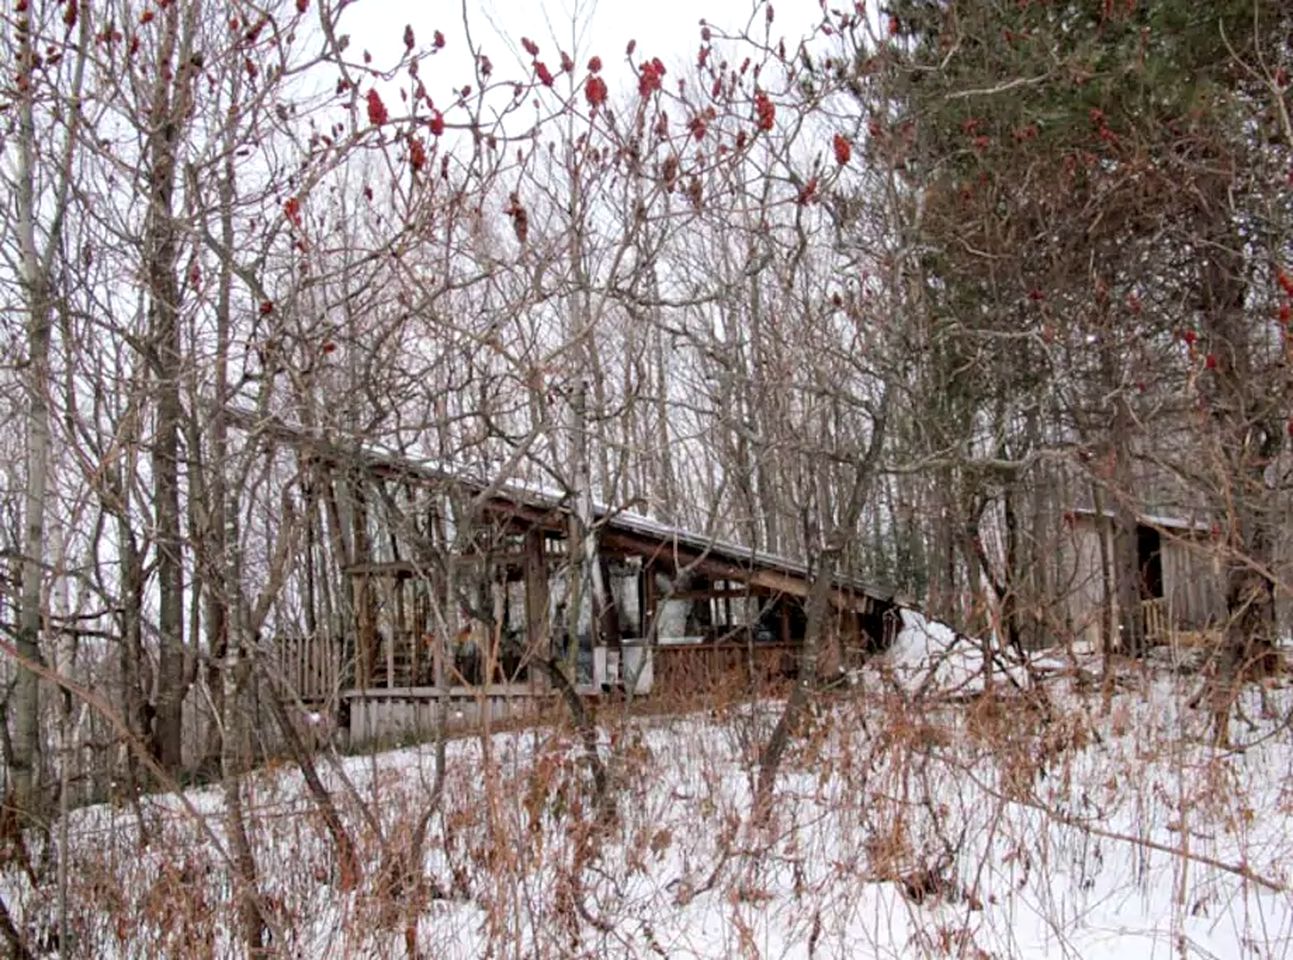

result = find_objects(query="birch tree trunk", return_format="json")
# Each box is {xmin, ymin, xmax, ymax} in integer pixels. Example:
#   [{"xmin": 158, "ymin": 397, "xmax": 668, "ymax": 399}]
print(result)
[
  {"xmin": 13, "ymin": 17, "xmax": 51, "ymax": 820},
  {"xmin": 9, "ymin": 0, "xmax": 87, "ymax": 819}
]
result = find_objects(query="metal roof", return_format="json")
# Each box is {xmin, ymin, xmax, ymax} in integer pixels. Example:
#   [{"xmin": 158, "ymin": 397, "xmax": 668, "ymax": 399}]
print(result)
[{"xmin": 232, "ymin": 406, "xmax": 897, "ymax": 605}]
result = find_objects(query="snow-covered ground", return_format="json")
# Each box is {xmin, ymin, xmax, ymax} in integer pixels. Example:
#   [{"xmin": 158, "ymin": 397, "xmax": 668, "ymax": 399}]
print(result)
[{"xmin": 12, "ymin": 628, "xmax": 1293, "ymax": 958}]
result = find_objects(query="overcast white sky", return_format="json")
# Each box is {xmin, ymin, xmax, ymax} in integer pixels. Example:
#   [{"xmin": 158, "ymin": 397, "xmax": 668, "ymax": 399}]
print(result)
[{"xmin": 341, "ymin": 0, "xmax": 824, "ymax": 105}]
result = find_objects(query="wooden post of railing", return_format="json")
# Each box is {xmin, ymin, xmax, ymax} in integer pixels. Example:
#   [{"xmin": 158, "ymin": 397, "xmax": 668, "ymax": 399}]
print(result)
[
  {"xmin": 1141, "ymin": 597, "xmax": 1169, "ymax": 647},
  {"xmin": 385, "ymin": 629, "xmax": 395, "ymax": 689},
  {"xmin": 317, "ymin": 634, "xmax": 327, "ymax": 699}
]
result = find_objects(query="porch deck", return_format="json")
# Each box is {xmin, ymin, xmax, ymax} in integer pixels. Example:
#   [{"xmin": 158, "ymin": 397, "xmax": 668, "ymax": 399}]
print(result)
[{"xmin": 287, "ymin": 633, "xmax": 811, "ymax": 743}]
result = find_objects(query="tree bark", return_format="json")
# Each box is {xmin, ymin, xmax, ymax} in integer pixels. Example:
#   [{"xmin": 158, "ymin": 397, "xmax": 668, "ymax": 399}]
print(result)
[
  {"xmin": 260, "ymin": 670, "xmax": 360, "ymax": 889},
  {"xmin": 1198, "ymin": 204, "xmax": 1281, "ymax": 740},
  {"xmin": 221, "ymin": 639, "xmax": 268, "ymax": 956},
  {"xmin": 12, "ymin": 4, "xmax": 52, "ymax": 822},
  {"xmin": 145, "ymin": 3, "xmax": 198, "ymax": 772}
]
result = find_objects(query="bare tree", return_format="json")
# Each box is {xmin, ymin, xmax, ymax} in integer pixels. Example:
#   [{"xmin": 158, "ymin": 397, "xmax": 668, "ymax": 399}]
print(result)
[{"xmin": 4, "ymin": 0, "xmax": 91, "ymax": 829}]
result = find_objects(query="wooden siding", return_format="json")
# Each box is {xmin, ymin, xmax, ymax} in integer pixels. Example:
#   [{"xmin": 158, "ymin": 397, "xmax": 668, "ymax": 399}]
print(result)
[{"xmin": 1059, "ymin": 514, "xmax": 1226, "ymax": 648}]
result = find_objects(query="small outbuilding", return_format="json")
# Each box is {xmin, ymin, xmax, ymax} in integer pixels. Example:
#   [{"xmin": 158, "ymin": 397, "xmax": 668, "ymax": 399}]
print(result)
[{"xmin": 1057, "ymin": 507, "xmax": 1226, "ymax": 651}]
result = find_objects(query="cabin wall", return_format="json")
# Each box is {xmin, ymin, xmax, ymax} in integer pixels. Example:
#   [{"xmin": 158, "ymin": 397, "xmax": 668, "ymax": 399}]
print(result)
[
  {"xmin": 1058, "ymin": 518, "xmax": 1111, "ymax": 648},
  {"xmin": 1161, "ymin": 538, "xmax": 1224, "ymax": 629},
  {"xmin": 1272, "ymin": 507, "xmax": 1293, "ymax": 639}
]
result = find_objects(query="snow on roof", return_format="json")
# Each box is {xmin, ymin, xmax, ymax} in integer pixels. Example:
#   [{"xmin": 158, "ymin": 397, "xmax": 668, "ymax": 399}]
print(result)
[
  {"xmin": 236, "ymin": 407, "xmax": 897, "ymax": 603},
  {"xmin": 442, "ymin": 465, "xmax": 896, "ymax": 603},
  {"xmin": 1068, "ymin": 506, "xmax": 1212, "ymax": 533}
]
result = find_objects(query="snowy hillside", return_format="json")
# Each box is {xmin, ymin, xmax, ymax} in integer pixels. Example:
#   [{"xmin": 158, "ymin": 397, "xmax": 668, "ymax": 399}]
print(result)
[{"xmin": 10, "ymin": 628, "xmax": 1293, "ymax": 959}]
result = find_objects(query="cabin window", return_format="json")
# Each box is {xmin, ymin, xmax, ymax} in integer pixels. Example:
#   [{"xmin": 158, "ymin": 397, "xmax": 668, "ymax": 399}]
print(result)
[{"xmin": 608, "ymin": 560, "xmax": 642, "ymax": 637}]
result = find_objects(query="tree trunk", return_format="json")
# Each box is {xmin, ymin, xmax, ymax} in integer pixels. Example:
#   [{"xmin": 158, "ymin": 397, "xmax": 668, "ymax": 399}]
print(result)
[
  {"xmin": 221, "ymin": 637, "xmax": 268, "ymax": 956},
  {"xmin": 1198, "ymin": 206, "xmax": 1281, "ymax": 740},
  {"xmin": 195, "ymin": 60, "xmax": 243, "ymax": 778},
  {"xmin": 145, "ymin": 4, "xmax": 197, "ymax": 772},
  {"xmin": 118, "ymin": 516, "xmax": 152, "ymax": 796},
  {"xmin": 12, "ymin": 6, "xmax": 52, "ymax": 822},
  {"xmin": 260, "ymin": 670, "xmax": 360, "ymax": 890},
  {"xmin": 754, "ymin": 538, "xmax": 838, "ymax": 816},
  {"xmin": 754, "ymin": 389, "xmax": 889, "ymax": 814},
  {"xmin": 1110, "ymin": 395, "xmax": 1144, "ymax": 657}
]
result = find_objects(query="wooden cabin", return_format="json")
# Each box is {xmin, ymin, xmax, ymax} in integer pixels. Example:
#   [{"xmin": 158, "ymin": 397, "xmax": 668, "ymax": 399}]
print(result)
[
  {"xmin": 273, "ymin": 435, "xmax": 902, "ymax": 745},
  {"xmin": 1058, "ymin": 507, "xmax": 1226, "ymax": 651}
]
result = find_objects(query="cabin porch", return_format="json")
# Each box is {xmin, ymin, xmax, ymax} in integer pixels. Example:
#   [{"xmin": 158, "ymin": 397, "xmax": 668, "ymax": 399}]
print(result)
[{"xmin": 273, "ymin": 452, "xmax": 899, "ymax": 745}]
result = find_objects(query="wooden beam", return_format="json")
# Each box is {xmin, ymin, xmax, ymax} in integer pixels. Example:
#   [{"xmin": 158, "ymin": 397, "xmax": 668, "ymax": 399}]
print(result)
[
  {"xmin": 343, "ymin": 550, "xmax": 537, "ymax": 579},
  {"xmin": 343, "ymin": 560, "xmax": 419, "ymax": 578},
  {"xmin": 671, "ymin": 587, "xmax": 756, "ymax": 601},
  {"xmin": 596, "ymin": 528, "xmax": 876, "ymax": 612},
  {"xmin": 478, "ymin": 497, "xmax": 567, "ymax": 533},
  {"xmin": 599, "ymin": 555, "xmax": 622, "ymax": 647}
]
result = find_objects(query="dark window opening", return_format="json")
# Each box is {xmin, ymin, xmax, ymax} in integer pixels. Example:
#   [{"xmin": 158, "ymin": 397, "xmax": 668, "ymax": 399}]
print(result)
[
  {"xmin": 1136, "ymin": 525, "xmax": 1164, "ymax": 601},
  {"xmin": 858, "ymin": 600, "xmax": 902, "ymax": 653}
]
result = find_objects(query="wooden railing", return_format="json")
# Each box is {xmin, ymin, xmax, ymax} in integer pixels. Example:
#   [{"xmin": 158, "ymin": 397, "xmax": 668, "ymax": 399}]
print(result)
[
  {"xmin": 1139, "ymin": 598, "xmax": 1220, "ymax": 649},
  {"xmin": 358, "ymin": 629, "xmax": 422, "ymax": 689},
  {"xmin": 356, "ymin": 629, "xmax": 535, "ymax": 690},
  {"xmin": 651, "ymin": 642, "xmax": 798, "ymax": 699},
  {"xmin": 275, "ymin": 634, "xmax": 346, "ymax": 701},
  {"xmin": 279, "ymin": 633, "xmax": 803, "ymax": 704},
  {"xmin": 1141, "ymin": 597, "xmax": 1170, "ymax": 645}
]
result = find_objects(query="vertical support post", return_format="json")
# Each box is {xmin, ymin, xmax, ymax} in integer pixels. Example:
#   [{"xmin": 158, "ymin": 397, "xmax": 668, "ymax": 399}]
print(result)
[
  {"xmin": 394, "ymin": 574, "xmax": 408, "ymax": 686},
  {"xmin": 355, "ymin": 572, "xmax": 374, "ymax": 688},
  {"xmin": 410, "ymin": 578, "xmax": 420, "ymax": 688},
  {"xmin": 598, "ymin": 556, "xmax": 623, "ymax": 648},
  {"xmin": 385, "ymin": 581, "xmax": 395, "ymax": 690},
  {"xmin": 432, "ymin": 619, "xmax": 445, "ymax": 691},
  {"xmin": 643, "ymin": 560, "xmax": 657, "ymax": 640},
  {"xmin": 524, "ymin": 529, "xmax": 549, "ymax": 690}
]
